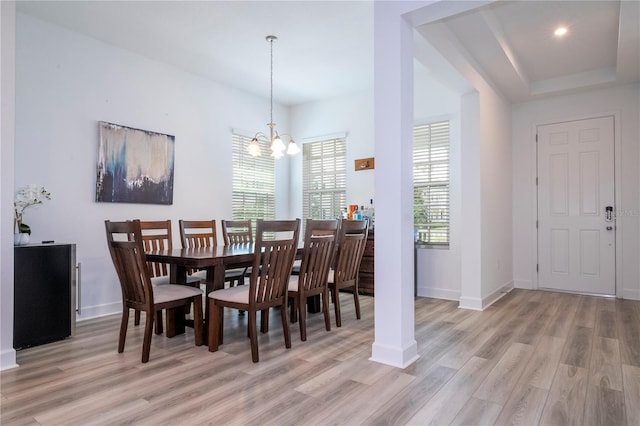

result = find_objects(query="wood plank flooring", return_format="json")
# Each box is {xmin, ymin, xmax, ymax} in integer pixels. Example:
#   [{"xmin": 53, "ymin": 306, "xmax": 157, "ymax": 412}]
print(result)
[{"xmin": 1, "ymin": 289, "xmax": 639, "ymax": 425}]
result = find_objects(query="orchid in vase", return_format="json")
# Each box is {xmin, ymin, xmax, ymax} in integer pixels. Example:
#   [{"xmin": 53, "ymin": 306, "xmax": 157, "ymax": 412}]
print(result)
[{"xmin": 14, "ymin": 185, "xmax": 51, "ymax": 236}]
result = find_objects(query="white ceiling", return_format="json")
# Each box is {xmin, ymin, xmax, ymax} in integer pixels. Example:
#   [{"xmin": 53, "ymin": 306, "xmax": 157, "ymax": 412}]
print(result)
[{"xmin": 16, "ymin": 1, "xmax": 640, "ymax": 106}]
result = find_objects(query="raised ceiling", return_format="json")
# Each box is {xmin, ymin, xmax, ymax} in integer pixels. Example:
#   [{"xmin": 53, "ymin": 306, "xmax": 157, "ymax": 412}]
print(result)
[
  {"xmin": 16, "ymin": 1, "xmax": 640, "ymax": 105},
  {"xmin": 416, "ymin": 0, "xmax": 639, "ymax": 102}
]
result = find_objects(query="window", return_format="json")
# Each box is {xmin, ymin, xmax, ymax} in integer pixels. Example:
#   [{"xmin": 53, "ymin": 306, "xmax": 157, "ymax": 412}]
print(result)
[
  {"xmin": 303, "ymin": 138, "xmax": 347, "ymax": 220},
  {"xmin": 414, "ymin": 121, "xmax": 450, "ymax": 245},
  {"xmin": 231, "ymin": 132, "xmax": 275, "ymax": 225}
]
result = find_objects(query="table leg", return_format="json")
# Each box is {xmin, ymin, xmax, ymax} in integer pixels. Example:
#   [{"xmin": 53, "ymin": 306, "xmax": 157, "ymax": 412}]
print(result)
[
  {"xmin": 307, "ymin": 295, "xmax": 321, "ymax": 313},
  {"xmin": 203, "ymin": 260, "xmax": 225, "ymax": 339},
  {"xmin": 165, "ymin": 265, "xmax": 187, "ymax": 337}
]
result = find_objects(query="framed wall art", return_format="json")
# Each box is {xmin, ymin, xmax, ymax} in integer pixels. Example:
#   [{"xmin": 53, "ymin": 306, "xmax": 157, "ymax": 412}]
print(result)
[{"xmin": 95, "ymin": 121, "xmax": 175, "ymax": 205}]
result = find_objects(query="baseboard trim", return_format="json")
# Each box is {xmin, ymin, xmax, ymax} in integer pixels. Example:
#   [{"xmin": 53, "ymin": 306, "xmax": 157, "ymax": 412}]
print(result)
[
  {"xmin": 459, "ymin": 281, "xmax": 514, "ymax": 311},
  {"xmin": 370, "ymin": 340, "xmax": 419, "ymax": 368},
  {"xmin": 514, "ymin": 279, "xmax": 533, "ymax": 289},
  {"xmin": 622, "ymin": 288, "xmax": 640, "ymax": 301},
  {"xmin": 458, "ymin": 296, "xmax": 483, "ymax": 311},
  {"xmin": 76, "ymin": 302, "xmax": 120, "ymax": 322},
  {"xmin": 416, "ymin": 287, "xmax": 460, "ymax": 301},
  {"xmin": 482, "ymin": 281, "xmax": 514, "ymax": 308},
  {"xmin": 0, "ymin": 348, "xmax": 18, "ymax": 371}
]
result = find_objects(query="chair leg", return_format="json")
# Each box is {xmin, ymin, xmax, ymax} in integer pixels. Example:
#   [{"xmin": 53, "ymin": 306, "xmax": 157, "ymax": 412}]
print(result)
[
  {"xmin": 208, "ymin": 299, "xmax": 221, "ymax": 352},
  {"xmin": 353, "ymin": 287, "xmax": 361, "ymax": 320},
  {"xmin": 281, "ymin": 302, "xmax": 292, "ymax": 349},
  {"xmin": 260, "ymin": 309, "xmax": 269, "ymax": 333},
  {"xmin": 193, "ymin": 296, "xmax": 203, "ymax": 346},
  {"xmin": 134, "ymin": 310, "xmax": 141, "ymax": 326},
  {"xmin": 248, "ymin": 310, "xmax": 259, "ymax": 362},
  {"xmin": 298, "ymin": 295, "xmax": 307, "ymax": 341},
  {"xmin": 322, "ymin": 290, "xmax": 331, "ymax": 332},
  {"xmin": 289, "ymin": 297, "xmax": 298, "ymax": 323},
  {"xmin": 118, "ymin": 307, "xmax": 129, "ymax": 353},
  {"xmin": 141, "ymin": 310, "xmax": 154, "ymax": 363},
  {"xmin": 332, "ymin": 286, "xmax": 342, "ymax": 327},
  {"xmin": 218, "ymin": 305, "xmax": 224, "ymax": 345}
]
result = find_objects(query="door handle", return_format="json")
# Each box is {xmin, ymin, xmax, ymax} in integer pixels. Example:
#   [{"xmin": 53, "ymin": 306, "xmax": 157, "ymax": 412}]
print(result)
[{"xmin": 606, "ymin": 226, "xmax": 613, "ymax": 231}]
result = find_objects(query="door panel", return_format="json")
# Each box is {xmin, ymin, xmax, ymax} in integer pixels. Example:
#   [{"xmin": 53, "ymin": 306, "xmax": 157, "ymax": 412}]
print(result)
[{"xmin": 537, "ymin": 116, "xmax": 615, "ymax": 295}]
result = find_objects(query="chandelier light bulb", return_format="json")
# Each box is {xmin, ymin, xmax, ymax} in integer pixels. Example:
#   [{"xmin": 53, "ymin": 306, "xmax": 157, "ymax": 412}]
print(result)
[
  {"xmin": 247, "ymin": 138, "xmax": 262, "ymax": 157},
  {"xmin": 287, "ymin": 139, "xmax": 300, "ymax": 155},
  {"xmin": 271, "ymin": 135, "xmax": 286, "ymax": 154}
]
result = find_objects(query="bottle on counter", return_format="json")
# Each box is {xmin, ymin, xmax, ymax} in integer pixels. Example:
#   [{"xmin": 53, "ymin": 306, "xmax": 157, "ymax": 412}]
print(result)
[{"xmin": 368, "ymin": 199, "xmax": 375, "ymax": 228}]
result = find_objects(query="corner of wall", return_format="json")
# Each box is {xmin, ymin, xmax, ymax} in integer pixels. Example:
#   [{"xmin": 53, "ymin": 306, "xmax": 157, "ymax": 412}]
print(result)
[{"xmin": 1, "ymin": 0, "xmax": 17, "ymax": 372}]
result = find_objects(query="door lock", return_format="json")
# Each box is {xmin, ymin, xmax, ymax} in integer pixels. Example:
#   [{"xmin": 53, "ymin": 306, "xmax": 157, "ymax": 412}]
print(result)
[
  {"xmin": 605, "ymin": 206, "xmax": 614, "ymax": 222},
  {"xmin": 606, "ymin": 226, "xmax": 613, "ymax": 231}
]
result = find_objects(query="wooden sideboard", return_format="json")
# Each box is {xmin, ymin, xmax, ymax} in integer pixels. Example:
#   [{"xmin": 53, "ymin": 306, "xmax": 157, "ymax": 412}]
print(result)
[{"xmin": 358, "ymin": 229, "xmax": 374, "ymax": 295}]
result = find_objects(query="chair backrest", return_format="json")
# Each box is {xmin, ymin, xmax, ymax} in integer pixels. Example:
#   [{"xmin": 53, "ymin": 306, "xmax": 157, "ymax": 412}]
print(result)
[
  {"xmin": 179, "ymin": 220, "xmax": 217, "ymax": 249},
  {"xmin": 139, "ymin": 220, "xmax": 172, "ymax": 278},
  {"xmin": 298, "ymin": 219, "xmax": 338, "ymax": 292},
  {"xmin": 105, "ymin": 220, "xmax": 137, "ymax": 263},
  {"xmin": 334, "ymin": 219, "xmax": 369, "ymax": 285},
  {"xmin": 249, "ymin": 219, "xmax": 301, "ymax": 307},
  {"xmin": 221, "ymin": 219, "xmax": 253, "ymax": 245},
  {"xmin": 105, "ymin": 220, "xmax": 153, "ymax": 310}
]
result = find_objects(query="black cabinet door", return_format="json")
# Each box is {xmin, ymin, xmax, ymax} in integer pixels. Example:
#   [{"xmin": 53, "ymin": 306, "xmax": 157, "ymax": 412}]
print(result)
[{"xmin": 14, "ymin": 244, "xmax": 73, "ymax": 349}]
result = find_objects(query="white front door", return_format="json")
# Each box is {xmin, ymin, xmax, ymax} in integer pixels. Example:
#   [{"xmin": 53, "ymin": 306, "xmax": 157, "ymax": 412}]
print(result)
[{"xmin": 537, "ymin": 116, "xmax": 615, "ymax": 295}]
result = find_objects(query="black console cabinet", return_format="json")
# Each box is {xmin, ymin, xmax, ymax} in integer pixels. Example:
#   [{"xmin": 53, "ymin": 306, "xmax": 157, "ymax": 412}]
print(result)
[{"xmin": 14, "ymin": 243, "xmax": 76, "ymax": 350}]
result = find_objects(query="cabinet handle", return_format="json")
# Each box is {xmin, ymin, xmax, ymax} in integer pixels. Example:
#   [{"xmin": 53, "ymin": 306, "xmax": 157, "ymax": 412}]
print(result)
[{"xmin": 76, "ymin": 263, "xmax": 82, "ymax": 315}]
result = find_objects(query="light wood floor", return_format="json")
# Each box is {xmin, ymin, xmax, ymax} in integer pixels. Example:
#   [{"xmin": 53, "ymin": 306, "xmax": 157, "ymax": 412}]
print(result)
[{"xmin": 2, "ymin": 289, "xmax": 639, "ymax": 425}]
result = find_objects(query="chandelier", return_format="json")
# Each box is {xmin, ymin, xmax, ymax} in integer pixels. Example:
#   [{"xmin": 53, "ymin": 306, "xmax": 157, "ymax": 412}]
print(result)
[{"xmin": 247, "ymin": 35, "xmax": 299, "ymax": 158}]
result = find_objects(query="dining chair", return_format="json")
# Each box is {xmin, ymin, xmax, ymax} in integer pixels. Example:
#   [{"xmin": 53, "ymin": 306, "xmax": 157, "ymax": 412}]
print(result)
[
  {"xmin": 221, "ymin": 219, "xmax": 253, "ymax": 283},
  {"xmin": 105, "ymin": 220, "xmax": 203, "ymax": 363},
  {"xmin": 137, "ymin": 220, "xmax": 202, "ymax": 331},
  {"xmin": 328, "ymin": 219, "xmax": 369, "ymax": 327},
  {"xmin": 178, "ymin": 219, "xmax": 245, "ymax": 287},
  {"xmin": 287, "ymin": 219, "xmax": 338, "ymax": 341},
  {"xmin": 221, "ymin": 219, "xmax": 253, "ymax": 245},
  {"xmin": 208, "ymin": 219, "xmax": 300, "ymax": 362}
]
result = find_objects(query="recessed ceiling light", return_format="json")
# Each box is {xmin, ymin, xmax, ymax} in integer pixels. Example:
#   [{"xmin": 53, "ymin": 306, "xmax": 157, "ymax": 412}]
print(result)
[{"xmin": 554, "ymin": 27, "xmax": 568, "ymax": 37}]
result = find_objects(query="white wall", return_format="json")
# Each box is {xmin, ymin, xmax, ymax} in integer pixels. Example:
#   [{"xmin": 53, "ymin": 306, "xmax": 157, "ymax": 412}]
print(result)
[
  {"xmin": 512, "ymin": 83, "xmax": 640, "ymax": 300},
  {"xmin": 414, "ymin": 64, "xmax": 462, "ymax": 300},
  {"xmin": 1, "ymin": 0, "xmax": 18, "ymax": 371},
  {"xmin": 288, "ymin": 90, "xmax": 375, "ymax": 218},
  {"xmin": 14, "ymin": 13, "xmax": 293, "ymax": 320}
]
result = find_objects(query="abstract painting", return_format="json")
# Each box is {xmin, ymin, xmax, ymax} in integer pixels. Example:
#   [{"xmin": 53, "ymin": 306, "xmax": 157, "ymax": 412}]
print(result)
[{"xmin": 95, "ymin": 121, "xmax": 175, "ymax": 205}]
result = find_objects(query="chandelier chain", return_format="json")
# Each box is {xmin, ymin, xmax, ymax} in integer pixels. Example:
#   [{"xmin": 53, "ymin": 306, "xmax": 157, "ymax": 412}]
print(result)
[{"xmin": 269, "ymin": 36, "xmax": 274, "ymax": 127}]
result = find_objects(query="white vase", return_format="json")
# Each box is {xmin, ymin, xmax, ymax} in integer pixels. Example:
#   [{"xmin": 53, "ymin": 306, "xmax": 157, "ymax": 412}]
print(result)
[{"xmin": 14, "ymin": 233, "xmax": 30, "ymax": 245}]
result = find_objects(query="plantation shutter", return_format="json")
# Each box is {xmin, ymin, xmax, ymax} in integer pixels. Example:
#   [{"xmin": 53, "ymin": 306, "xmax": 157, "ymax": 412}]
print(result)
[
  {"xmin": 303, "ymin": 138, "xmax": 347, "ymax": 220},
  {"xmin": 413, "ymin": 121, "xmax": 450, "ymax": 245},
  {"xmin": 231, "ymin": 133, "xmax": 275, "ymax": 224}
]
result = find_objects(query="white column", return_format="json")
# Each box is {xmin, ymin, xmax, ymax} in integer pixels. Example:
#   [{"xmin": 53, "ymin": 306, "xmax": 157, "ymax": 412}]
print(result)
[
  {"xmin": 459, "ymin": 91, "xmax": 483, "ymax": 310},
  {"xmin": 1, "ymin": 0, "xmax": 18, "ymax": 370},
  {"xmin": 370, "ymin": 1, "xmax": 418, "ymax": 368}
]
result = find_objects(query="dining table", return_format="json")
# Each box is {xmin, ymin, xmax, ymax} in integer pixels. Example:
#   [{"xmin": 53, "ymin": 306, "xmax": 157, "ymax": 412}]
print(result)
[{"xmin": 145, "ymin": 243, "xmax": 314, "ymax": 337}]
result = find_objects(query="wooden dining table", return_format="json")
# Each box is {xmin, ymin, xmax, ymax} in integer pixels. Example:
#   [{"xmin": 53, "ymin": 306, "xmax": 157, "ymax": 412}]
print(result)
[{"xmin": 145, "ymin": 243, "xmax": 314, "ymax": 337}]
